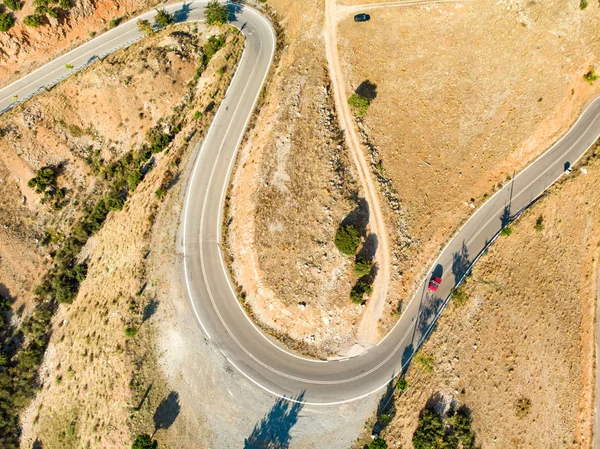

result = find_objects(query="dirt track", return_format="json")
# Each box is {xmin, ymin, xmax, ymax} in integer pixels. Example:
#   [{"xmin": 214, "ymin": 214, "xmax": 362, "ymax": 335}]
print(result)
[{"xmin": 325, "ymin": 0, "xmax": 392, "ymax": 346}]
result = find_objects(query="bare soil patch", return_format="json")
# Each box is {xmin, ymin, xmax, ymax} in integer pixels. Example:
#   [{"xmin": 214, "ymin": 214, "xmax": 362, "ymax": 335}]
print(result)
[{"xmin": 338, "ymin": 0, "xmax": 600, "ymax": 333}]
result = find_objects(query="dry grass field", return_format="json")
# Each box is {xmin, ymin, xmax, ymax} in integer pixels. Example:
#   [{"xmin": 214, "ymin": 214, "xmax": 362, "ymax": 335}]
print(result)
[
  {"xmin": 354, "ymin": 146, "xmax": 600, "ymax": 448},
  {"xmin": 338, "ymin": 0, "xmax": 600, "ymax": 331}
]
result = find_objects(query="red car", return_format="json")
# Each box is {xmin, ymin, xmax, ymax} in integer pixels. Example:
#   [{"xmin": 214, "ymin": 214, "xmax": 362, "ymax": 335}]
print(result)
[{"xmin": 428, "ymin": 276, "xmax": 442, "ymax": 292}]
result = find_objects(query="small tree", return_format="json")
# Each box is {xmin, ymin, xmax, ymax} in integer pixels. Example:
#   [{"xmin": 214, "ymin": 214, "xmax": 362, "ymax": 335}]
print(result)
[
  {"xmin": 334, "ymin": 223, "xmax": 360, "ymax": 255},
  {"xmin": 350, "ymin": 280, "xmax": 372, "ymax": 304},
  {"xmin": 353, "ymin": 257, "xmax": 372, "ymax": 277},
  {"xmin": 125, "ymin": 327, "xmax": 137, "ymax": 337},
  {"xmin": 132, "ymin": 434, "xmax": 157, "ymax": 449},
  {"xmin": 154, "ymin": 8, "xmax": 174, "ymax": 28},
  {"xmin": 137, "ymin": 19, "xmax": 153, "ymax": 36},
  {"xmin": 0, "ymin": 13, "xmax": 15, "ymax": 32},
  {"xmin": 204, "ymin": 0, "xmax": 228, "ymax": 25},
  {"xmin": 348, "ymin": 93, "xmax": 370, "ymax": 116},
  {"xmin": 3, "ymin": 0, "xmax": 22, "ymax": 10},
  {"xmin": 23, "ymin": 14, "xmax": 44, "ymax": 27},
  {"xmin": 500, "ymin": 225, "xmax": 513, "ymax": 237}
]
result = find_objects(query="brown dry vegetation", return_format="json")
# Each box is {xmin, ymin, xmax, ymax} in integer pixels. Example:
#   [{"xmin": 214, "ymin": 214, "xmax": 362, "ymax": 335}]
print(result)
[
  {"xmin": 356, "ymin": 148, "xmax": 600, "ymax": 448},
  {"xmin": 338, "ymin": 0, "xmax": 600, "ymax": 333},
  {"xmin": 0, "ymin": 0, "xmax": 161, "ymax": 87},
  {"xmin": 226, "ymin": 0, "xmax": 369, "ymax": 355},
  {"xmin": 0, "ymin": 23, "xmax": 243, "ymax": 448}
]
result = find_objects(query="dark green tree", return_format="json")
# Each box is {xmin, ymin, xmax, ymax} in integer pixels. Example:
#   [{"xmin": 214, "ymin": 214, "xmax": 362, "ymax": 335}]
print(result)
[
  {"xmin": 0, "ymin": 13, "xmax": 15, "ymax": 31},
  {"xmin": 369, "ymin": 438, "xmax": 388, "ymax": 449},
  {"xmin": 204, "ymin": 0, "xmax": 228, "ymax": 25},
  {"xmin": 334, "ymin": 223, "xmax": 361, "ymax": 255},
  {"xmin": 412, "ymin": 408, "xmax": 445, "ymax": 449}
]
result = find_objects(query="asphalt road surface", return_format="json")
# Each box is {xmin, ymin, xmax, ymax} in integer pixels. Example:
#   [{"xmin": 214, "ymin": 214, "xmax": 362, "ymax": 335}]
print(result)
[{"xmin": 3, "ymin": 1, "xmax": 600, "ymax": 406}]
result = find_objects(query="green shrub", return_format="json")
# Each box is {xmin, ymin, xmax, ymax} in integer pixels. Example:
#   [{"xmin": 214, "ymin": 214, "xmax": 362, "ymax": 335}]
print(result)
[
  {"xmin": 47, "ymin": 7, "xmax": 59, "ymax": 19},
  {"xmin": 515, "ymin": 396, "xmax": 531, "ymax": 418},
  {"xmin": 193, "ymin": 110, "xmax": 202, "ymax": 120},
  {"xmin": 204, "ymin": 0, "xmax": 228, "ymax": 25},
  {"xmin": 155, "ymin": 187, "xmax": 166, "ymax": 199},
  {"xmin": 353, "ymin": 257, "xmax": 372, "ymax": 277},
  {"xmin": 132, "ymin": 434, "xmax": 157, "ymax": 449},
  {"xmin": 414, "ymin": 352, "xmax": 435, "ymax": 374},
  {"xmin": 58, "ymin": 0, "xmax": 69, "ymax": 8},
  {"xmin": 154, "ymin": 8, "xmax": 174, "ymax": 28},
  {"xmin": 23, "ymin": 14, "xmax": 44, "ymax": 27},
  {"xmin": 125, "ymin": 327, "xmax": 137, "ymax": 337},
  {"xmin": 396, "ymin": 377, "xmax": 408, "ymax": 392},
  {"xmin": 65, "ymin": 63, "xmax": 73, "ymax": 69},
  {"xmin": 3, "ymin": 0, "xmax": 22, "ymax": 11},
  {"xmin": 0, "ymin": 12, "xmax": 15, "ymax": 31},
  {"xmin": 369, "ymin": 438, "xmax": 388, "ymax": 449},
  {"xmin": 580, "ymin": 0, "xmax": 588, "ymax": 9},
  {"xmin": 334, "ymin": 223, "xmax": 360, "ymax": 255},
  {"xmin": 584, "ymin": 68, "xmax": 598, "ymax": 84},
  {"xmin": 500, "ymin": 225, "xmax": 513, "ymax": 237},
  {"xmin": 137, "ymin": 18, "xmax": 153, "ymax": 35},
  {"xmin": 109, "ymin": 17, "xmax": 121, "ymax": 28},
  {"xmin": 450, "ymin": 284, "xmax": 468, "ymax": 307},
  {"xmin": 535, "ymin": 215, "xmax": 544, "ymax": 232},
  {"xmin": 350, "ymin": 280, "xmax": 372, "ymax": 304},
  {"xmin": 348, "ymin": 93, "xmax": 370, "ymax": 116}
]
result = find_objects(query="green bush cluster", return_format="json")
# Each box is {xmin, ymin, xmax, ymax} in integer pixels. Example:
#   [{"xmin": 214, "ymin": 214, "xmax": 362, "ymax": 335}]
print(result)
[
  {"xmin": 204, "ymin": 0, "xmax": 228, "ymax": 25},
  {"xmin": 412, "ymin": 406, "xmax": 476, "ymax": 449},
  {"xmin": 584, "ymin": 68, "xmax": 598, "ymax": 84},
  {"xmin": 0, "ymin": 13, "xmax": 15, "ymax": 31},
  {"xmin": 23, "ymin": 14, "xmax": 44, "ymax": 27},
  {"xmin": 396, "ymin": 377, "xmax": 408, "ymax": 392},
  {"xmin": 27, "ymin": 166, "xmax": 69, "ymax": 209},
  {"xmin": 450, "ymin": 284, "xmax": 468, "ymax": 307},
  {"xmin": 194, "ymin": 34, "xmax": 227, "ymax": 80},
  {"xmin": 0, "ymin": 300, "xmax": 54, "ymax": 448}
]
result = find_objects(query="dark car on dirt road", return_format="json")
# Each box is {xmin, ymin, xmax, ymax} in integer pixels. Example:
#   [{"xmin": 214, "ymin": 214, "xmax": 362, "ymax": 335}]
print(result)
[{"xmin": 354, "ymin": 13, "xmax": 370, "ymax": 22}]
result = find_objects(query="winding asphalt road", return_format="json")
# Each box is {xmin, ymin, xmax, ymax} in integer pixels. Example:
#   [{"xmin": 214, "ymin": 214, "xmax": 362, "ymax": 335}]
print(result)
[{"xmin": 2, "ymin": 1, "xmax": 600, "ymax": 406}]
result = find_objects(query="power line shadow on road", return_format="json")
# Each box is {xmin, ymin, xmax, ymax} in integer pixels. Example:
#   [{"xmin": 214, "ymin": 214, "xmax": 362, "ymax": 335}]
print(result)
[{"xmin": 244, "ymin": 392, "xmax": 305, "ymax": 449}]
